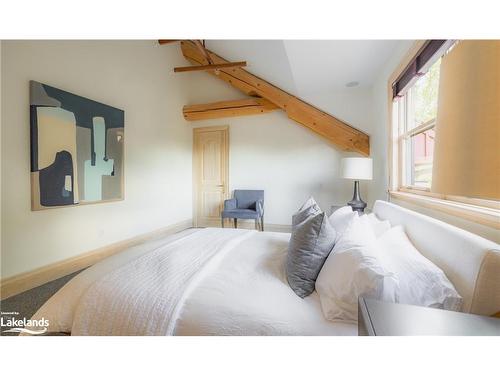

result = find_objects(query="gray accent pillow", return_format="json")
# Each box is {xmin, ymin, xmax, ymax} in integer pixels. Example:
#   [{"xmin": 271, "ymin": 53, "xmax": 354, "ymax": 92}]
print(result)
[
  {"xmin": 286, "ymin": 212, "xmax": 336, "ymax": 298},
  {"xmin": 292, "ymin": 197, "xmax": 322, "ymax": 228}
]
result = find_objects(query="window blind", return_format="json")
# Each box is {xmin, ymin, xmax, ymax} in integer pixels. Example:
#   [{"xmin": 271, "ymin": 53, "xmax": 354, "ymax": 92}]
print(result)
[
  {"xmin": 392, "ymin": 40, "xmax": 449, "ymax": 99},
  {"xmin": 431, "ymin": 40, "xmax": 500, "ymax": 200}
]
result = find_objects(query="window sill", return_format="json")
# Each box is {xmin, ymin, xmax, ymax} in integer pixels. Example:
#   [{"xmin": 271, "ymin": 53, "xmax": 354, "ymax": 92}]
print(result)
[{"xmin": 389, "ymin": 190, "xmax": 500, "ymax": 229}]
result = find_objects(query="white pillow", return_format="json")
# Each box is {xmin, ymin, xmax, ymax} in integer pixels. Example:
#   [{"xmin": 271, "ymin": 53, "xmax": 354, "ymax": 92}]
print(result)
[
  {"xmin": 328, "ymin": 206, "xmax": 357, "ymax": 242},
  {"xmin": 316, "ymin": 214, "xmax": 399, "ymax": 322},
  {"xmin": 361, "ymin": 213, "xmax": 391, "ymax": 238},
  {"xmin": 377, "ymin": 226, "xmax": 463, "ymax": 311}
]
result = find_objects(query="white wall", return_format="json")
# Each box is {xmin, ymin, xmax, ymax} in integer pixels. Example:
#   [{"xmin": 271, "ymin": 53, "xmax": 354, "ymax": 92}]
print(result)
[
  {"xmin": 1, "ymin": 41, "xmax": 193, "ymax": 278},
  {"xmin": 370, "ymin": 41, "xmax": 499, "ymax": 243},
  {"xmin": 186, "ymin": 71, "xmax": 373, "ymax": 225}
]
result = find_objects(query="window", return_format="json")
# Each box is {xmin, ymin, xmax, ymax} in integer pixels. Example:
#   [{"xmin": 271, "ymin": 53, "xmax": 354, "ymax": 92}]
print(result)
[
  {"xmin": 388, "ymin": 40, "xmax": 500, "ymax": 229},
  {"xmin": 396, "ymin": 58, "xmax": 440, "ymax": 189}
]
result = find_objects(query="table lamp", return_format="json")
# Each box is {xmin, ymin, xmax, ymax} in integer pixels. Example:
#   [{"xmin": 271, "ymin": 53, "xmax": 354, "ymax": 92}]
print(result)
[{"xmin": 341, "ymin": 157, "xmax": 373, "ymax": 213}]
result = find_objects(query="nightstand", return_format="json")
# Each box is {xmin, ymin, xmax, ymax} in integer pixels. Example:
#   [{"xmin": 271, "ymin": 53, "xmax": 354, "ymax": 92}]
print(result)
[{"xmin": 358, "ymin": 298, "xmax": 500, "ymax": 336}]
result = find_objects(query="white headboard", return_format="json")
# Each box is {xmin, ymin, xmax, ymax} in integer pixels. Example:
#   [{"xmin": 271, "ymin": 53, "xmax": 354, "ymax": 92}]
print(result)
[{"xmin": 373, "ymin": 200, "xmax": 500, "ymax": 316}]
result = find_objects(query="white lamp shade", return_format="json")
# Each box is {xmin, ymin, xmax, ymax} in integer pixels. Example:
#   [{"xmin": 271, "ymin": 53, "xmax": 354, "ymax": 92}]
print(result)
[{"xmin": 341, "ymin": 157, "xmax": 373, "ymax": 180}]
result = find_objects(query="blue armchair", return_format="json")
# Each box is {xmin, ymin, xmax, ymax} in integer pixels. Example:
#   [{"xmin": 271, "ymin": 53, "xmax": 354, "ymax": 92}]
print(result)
[{"xmin": 221, "ymin": 190, "xmax": 264, "ymax": 231}]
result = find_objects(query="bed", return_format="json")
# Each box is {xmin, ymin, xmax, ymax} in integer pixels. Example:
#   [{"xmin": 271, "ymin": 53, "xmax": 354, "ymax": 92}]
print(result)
[{"xmin": 30, "ymin": 200, "xmax": 500, "ymax": 335}]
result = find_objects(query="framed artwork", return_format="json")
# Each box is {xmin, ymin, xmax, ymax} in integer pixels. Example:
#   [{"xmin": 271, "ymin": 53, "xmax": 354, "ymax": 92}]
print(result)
[{"xmin": 29, "ymin": 81, "xmax": 124, "ymax": 210}]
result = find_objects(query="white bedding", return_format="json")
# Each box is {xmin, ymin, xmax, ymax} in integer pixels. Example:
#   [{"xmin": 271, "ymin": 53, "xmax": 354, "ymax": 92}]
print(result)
[{"xmin": 31, "ymin": 228, "xmax": 356, "ymax": 336}]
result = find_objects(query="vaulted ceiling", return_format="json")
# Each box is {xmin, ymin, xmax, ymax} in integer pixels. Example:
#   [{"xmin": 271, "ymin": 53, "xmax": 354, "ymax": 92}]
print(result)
[
  {"xmin": 204, "ymin": 40, "xmax": 405, "ymax": 96},
  {"xmin": 168, "ymin": 39, "xmax": 412, "ymax": 156}
]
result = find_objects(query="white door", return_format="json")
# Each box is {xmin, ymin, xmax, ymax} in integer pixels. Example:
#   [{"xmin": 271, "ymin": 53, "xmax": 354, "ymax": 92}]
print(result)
[{"xmin": 193, "ymin": 126, "xmax": 229, "ymax": 227}]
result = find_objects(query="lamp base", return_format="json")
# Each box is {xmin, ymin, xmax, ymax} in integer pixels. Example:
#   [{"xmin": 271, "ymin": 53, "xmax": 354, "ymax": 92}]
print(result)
[{"xmin": 347, "ymin": 180, "xmax": 367, "ymax": 213}]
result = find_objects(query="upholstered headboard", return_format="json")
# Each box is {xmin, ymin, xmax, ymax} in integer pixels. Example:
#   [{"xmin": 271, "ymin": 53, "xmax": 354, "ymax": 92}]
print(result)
[{"xmin": 373, "ymin": 200, "xmax": 500, "ymax": 316}]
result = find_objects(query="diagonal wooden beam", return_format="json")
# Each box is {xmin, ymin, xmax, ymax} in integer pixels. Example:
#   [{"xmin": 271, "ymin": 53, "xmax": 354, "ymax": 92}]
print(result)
[
  {"xmin": 193, "ymin": 40, "xmax": 214, "ymax": 64},
  {"xmin": 179, "ymin": 40, "xmax": 370, "ymax": 155},
  {"xmin": 183, "ymin": 98, "xmax": 279, "ymax": 121}
]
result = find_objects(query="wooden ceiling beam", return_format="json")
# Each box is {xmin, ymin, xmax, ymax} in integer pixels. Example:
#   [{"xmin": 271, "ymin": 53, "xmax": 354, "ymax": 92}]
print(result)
[
  {"xmin": 174, "ymin": 61, "xmax": 247, "ymax": 73},
  {"xmin": 193, "ymin": 40, "xmax": 214, "ymax": 64},
  {"xmin": 158, "ymin": 39, "xmax": 182, "ymax": 45},
  {"xmin": 179, "ymin": 40, "xmax": 370, "ymax": 155},
  {"xmin": 183, "ymin": 98, "xmax": 279, "ymax": 121},
  {"xmin": 167, "ymin": 40, "xmax": 247, "ymax": 73}
]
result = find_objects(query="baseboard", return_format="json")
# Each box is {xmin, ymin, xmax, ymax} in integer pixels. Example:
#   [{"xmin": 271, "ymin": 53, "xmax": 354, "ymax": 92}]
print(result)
[{"xmin": 0, "ymin": 219, "xmax": 193, "ymax": 300}]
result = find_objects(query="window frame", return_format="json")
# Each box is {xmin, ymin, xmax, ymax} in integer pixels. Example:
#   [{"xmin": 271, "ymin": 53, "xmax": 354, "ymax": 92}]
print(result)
[
  {"xmin": 397, "ymin": 90, "xmax": 437, "ymax": 191},
  {"xmin": 387, "ymin": 41, "xmax": 500, "ymax": 229}
]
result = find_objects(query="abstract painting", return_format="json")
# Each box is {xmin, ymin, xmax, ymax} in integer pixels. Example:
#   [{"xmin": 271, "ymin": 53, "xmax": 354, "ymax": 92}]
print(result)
[{"xmin": 30, "ymin": 81, "xmax": 124, "ymax": 210}]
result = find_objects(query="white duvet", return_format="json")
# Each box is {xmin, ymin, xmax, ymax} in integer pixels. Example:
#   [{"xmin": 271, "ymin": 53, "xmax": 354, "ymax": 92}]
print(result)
[{"xmin": 31, "ymin": 228, "xmax": 356, "ymax": 336}]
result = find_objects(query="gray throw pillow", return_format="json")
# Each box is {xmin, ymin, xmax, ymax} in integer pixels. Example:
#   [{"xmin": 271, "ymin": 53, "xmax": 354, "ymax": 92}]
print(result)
[
  {"xmin": 286, "ymin": 212, "xmax": 336, "ymax": 298},
  {"xmin": 292, "ymin": 197, "xmax": 322, "ymax": 228}
]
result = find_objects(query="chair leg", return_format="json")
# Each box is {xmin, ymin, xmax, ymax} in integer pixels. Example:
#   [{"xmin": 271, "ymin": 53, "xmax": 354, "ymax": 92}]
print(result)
[
  {"xmin": 255, "ymin": 219, "xmax": 258, "ymax": 230},
  {"xmin": 234, "ymin": 218, "xmax": 237, "ymax": 228},
  {"xmin": 261, "ymin": 216, "xmax": 264, "ymax": 232},
  {"xmin": 221, "ymin": 217, "xmax": 224, "ymax": 228}
]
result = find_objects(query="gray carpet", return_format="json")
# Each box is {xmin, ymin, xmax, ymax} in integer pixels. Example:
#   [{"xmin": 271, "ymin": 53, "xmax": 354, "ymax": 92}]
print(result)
[{"xmin": 0, "ymin": 270, "xmax": 82, "ymax": 336}]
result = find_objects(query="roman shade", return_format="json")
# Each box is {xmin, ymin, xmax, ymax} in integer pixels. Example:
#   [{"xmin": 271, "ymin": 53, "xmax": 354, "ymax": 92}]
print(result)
[
  {"xmin": 392, "ymin": 40, "xmax": 449, "ymax": 98},
  {"xmin": 431, "ymin": 40, "xmax": 500, "ymax": 200}
]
